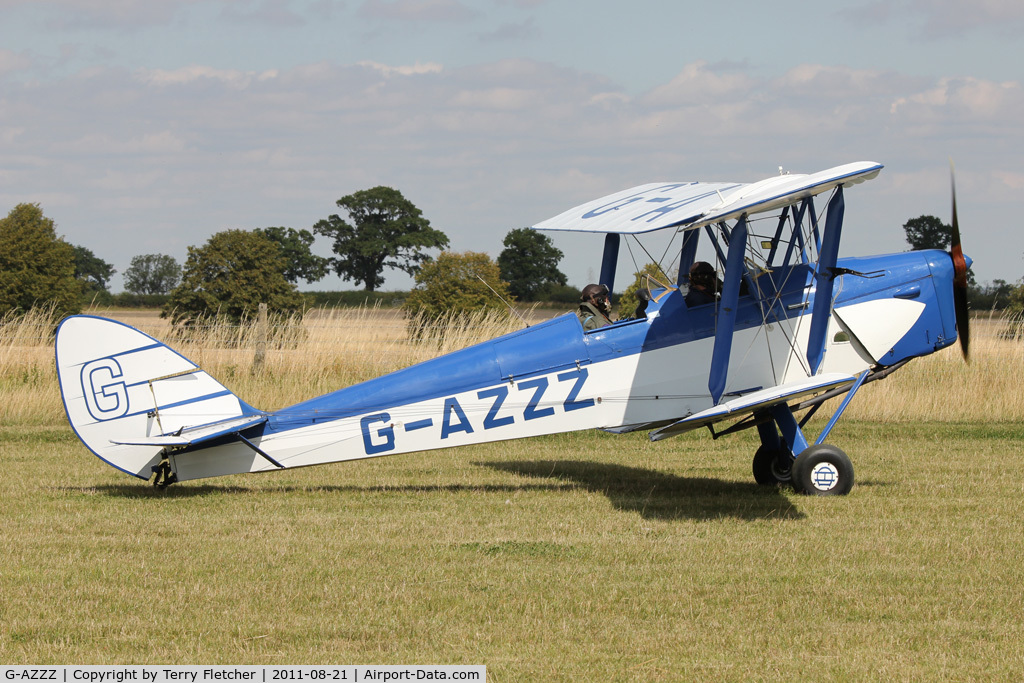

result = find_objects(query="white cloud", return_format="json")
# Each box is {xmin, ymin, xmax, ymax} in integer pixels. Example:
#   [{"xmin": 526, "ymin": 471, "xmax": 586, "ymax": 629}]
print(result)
[
  {"xmin": 135, "ymin": 65, "xmax": 280, "ymax": 88},
  {"xmin": 890, "ymin": 77, "xmax": 1024, "ymax": 129},
  {"xmin": 2, "ymin": 58, "xmax": 1022, "ymax": 287},
  {"xmin": 0, "ymin": 126, "xmax": 27, "ymax": 145},
  {"xmin": 219, "ymin": 0, "xmax": 307, "ymax": 27},
  {"xmin": 843, "ymin": 0, "xmax": 1024, "ymax": 37},
  {"xmin": 307, "ymin": 0, "xmax": 347, "ymax": 21},
  {"xmin": 66, "ymin": 130, "xmax": 187, "ymax": 156},
  {"xmin": 357, "ymin": 0, "xmax": 476, "ymax": 22},
  {"xmin": 451, "ymin": 86, "xmax": 534, "ymax": 110},
  {"xmin": 356, "ymin": 60, "xmax": 444, "ymax": 77},
  {"xmin": 0, "ymin": 49, "xmax": 33, "ymax": 76},
  {"xmin": 493, "ymin": 0, "xmax": 547, "ymax": 7},
  {"xmin": 28, "ymin": 0, "xmax": 201, "ymax": 29},
  {"xmin": 946, "ymin": 78, "xmax": 1023, "ymax": 118},
  {"xmin": 642, "ymin": 61, "xmax": 754, "ymax": 107},
  {"xmin": 910, "ymin": 0, "xmax": 1024, "ymax": 37},
  {"xmin": 0, "ymin": 0, "xmax": 351, "ymax": 32},
  {"xmin": 477, "ymin": 17, "xmax": 540, "ymax": 42},
  {"xmin": 993, "ymin": 170, "xmax": 1024, "ymax": 191},
  {"xmin": 586, "ymin": 92, "xmax": 630, "ymax": 109},
  {"xmin": 92, "ymin": 168, "xmax": 166, "ymax": 191},
  {"xmin": 775, "ymin": 64, "xmax": 904, "ymax": 98}
]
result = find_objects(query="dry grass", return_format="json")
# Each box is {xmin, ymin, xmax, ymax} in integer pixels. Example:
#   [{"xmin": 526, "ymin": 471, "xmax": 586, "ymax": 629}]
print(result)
[
  {"xmin": 3, "ymin": 304, "xmax": 1019, "ymax": 427},
  {"xmin": 0, "ymin": 304, "xmax": 536, "ymax": 423},
  {"xmin": 2, "ymin": 307, "xmax": 1023, "ymax": 677},
  {"xmin": 845, "ymin": 315, "xmax": 1024, "ymax": 423},
  {"xmin": 0, "ymin": 307, "xmax": 60, "ymax": 425}
]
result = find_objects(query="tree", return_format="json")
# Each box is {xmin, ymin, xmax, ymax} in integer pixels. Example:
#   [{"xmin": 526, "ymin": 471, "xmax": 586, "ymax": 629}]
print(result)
[
  {"xmin": 0, "ymin": 203, "xmax": 81, "ymax": 318},
  {"xmin": 497, "ymin": 228, "xmax": 567, "ymax": 301},
  {"xmin": 253, "ymin": 227, "xmax": 329, "ymax": 284},
  {"xmin": 1007, "ymin": 280, "xmax": 1024, "ymax": 337},
  {"xmin": 903, "ymin": 214, "xmax": 975, "ymax": 285},
  {"xmin": 72, "ymin": 245, "xmax": 116, "ymax": 296},
  {"xmin": 124, "ymin": 254, "xmax": 181, "ymax": 295},
  {"xmin": 404, "ymin": 251, "xmax": 514, "ymax": 319},
  {"xmin": 165, "ymin": 230, "xmax": 303, "ymax": 325},
  {"xmin": 314, "ymin": 186, "xmax": 449, "ymax": 291},
  {"xmin": 968, "ymin": 279, "xmax": 1014, "ymax": 311},
  {"xmin": 903, "ymin": 215, "xmax": 953, "ymax": 251}
]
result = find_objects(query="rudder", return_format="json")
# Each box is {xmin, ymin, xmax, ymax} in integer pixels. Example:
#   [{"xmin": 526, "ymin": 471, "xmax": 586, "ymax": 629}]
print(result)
[{"xmin": 56, "ymin": 315, "xmax": 259, "ymax": 480}]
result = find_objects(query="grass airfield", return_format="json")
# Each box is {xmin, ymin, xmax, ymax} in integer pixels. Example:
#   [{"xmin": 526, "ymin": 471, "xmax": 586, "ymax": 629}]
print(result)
[
  {"xmin": 2, "ymin": 308, "xmax": 1023, "ymax": 679},
  {"xmin": 3, "ymin": 420, "xmax": 1023, "ymax": 680}
]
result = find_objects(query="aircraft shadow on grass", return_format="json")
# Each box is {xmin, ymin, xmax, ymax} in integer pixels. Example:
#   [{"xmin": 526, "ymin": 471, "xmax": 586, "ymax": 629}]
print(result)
[
  {"xmin": 483, "ymin": 460, "xmax": 804, "ymax": 521},
  {"xmin": 77, "ymin": 463, "xmax": 803, "ymax": 521},
  {"xmin": 77, "ymin": 481, "xmax": 576, "ymax": 500}
]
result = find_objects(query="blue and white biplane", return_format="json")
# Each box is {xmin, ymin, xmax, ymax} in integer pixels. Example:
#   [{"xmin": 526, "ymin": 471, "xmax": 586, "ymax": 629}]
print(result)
[{"xmin": 56, "ymin": 161, "xmax": 970, "ymax": 495}]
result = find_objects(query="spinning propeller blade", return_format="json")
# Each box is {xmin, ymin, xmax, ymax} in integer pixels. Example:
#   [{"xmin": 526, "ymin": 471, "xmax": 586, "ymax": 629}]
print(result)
[{"xmin": 949, "ymin": 161, "xmax": 970, "ymax": 361}]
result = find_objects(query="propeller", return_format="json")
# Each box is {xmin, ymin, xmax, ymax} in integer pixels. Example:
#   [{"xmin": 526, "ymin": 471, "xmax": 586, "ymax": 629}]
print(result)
[{"xmin": 949, "ymin": 160, "xmax": 970, "ymax": 361}]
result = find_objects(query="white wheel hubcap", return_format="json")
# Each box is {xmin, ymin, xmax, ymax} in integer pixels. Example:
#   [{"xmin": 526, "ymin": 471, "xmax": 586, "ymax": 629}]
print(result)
[{"xmin": 809, "ymin": 462, "xmax": 840, "ymax": 491}]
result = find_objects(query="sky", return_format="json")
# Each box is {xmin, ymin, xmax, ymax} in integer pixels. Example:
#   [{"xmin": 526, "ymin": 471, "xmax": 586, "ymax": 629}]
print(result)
[{"xmin": 1, "ymin": 0, "xmax": 1022, "ymax": 293}]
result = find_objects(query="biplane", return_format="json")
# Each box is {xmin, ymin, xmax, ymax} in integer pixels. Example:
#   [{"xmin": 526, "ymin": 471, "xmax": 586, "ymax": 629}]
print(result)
[{"xmin": 56, "ymin": 161, "xmax": 970, "ymax": 495}]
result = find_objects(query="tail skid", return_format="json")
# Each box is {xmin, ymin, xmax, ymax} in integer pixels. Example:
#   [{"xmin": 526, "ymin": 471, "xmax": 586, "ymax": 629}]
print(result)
[{"xmin": 56, "ymin": 316, "xmax": 264, "ymax": 481}]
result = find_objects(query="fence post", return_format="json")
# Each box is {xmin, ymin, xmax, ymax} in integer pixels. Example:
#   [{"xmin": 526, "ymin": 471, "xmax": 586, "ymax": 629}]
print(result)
[{"xmin": 253, "ymin": 303, "xmax": 268, "ymax": 374}]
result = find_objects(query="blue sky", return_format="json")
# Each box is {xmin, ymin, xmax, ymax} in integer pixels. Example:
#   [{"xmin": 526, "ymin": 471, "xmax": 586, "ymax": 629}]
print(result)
[{"xmin": 1, "ymin": 0, "xmax": 1022, "ymax": 292}]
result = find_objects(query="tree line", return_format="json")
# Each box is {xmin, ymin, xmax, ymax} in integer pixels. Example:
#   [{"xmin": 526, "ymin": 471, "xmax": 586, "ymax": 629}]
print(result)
[
  {"xmin": 2, "ymin": 191, "xmax": 1021, "ymax": 327},
  {"xmin": 0, "ymin": 187, "xmax": 568, "ymax": 325}
]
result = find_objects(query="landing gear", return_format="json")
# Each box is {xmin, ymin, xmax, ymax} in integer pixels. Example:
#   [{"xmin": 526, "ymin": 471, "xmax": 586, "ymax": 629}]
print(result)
[
  {"xmin": 752, "ymin": 446, "xmax": 792, "ymax": 486},
  {"xmin": 791, "ymin": 444, "xmax": 854, "ymax": 496},
  {"xmin": 752, "ymin": 398, "xmax": 859, "ymax": 496},
  {"xmin": 150, "ymin": 458, "xmax": 177, "ymax": 489}
]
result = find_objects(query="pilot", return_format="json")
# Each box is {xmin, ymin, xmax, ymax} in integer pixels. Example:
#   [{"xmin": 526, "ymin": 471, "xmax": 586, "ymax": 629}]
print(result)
[
  {"xmin": 685, "ymin": 261, "xmax": 721, "ymax": 307},
  {"xmin": 577, "ymin": 283, "xmax": 613, "ymax": 331}
]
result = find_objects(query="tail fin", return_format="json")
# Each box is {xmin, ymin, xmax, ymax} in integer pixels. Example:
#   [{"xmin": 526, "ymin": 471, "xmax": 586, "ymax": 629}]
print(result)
[{"xmin": 56, "ymin": 315, "xmax": 262, "ymax": 480}]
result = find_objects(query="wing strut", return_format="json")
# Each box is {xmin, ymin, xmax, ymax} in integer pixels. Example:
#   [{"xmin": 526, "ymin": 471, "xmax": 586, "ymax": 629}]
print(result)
[
  {"xmin": 806, "ymin": 186, "xmax": 845, "ymax": 374},
  {"xmin": 599, "ymin": 233, "xmax": 619, "ymax": 290},
  {"xmin": 708, "ymin": 216, "xmax": 748, "ymax": 404}
]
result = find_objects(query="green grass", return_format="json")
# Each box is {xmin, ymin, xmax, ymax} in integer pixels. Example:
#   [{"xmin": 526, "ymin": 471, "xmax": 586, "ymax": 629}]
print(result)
[{"xmin": 2, "ymin": 423, "xmax": 1023, "ymax": 680}]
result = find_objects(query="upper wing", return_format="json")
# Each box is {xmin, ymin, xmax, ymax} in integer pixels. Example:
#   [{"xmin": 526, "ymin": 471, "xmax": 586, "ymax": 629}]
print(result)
[{"xmin": 532, "ymin": 161, "xmax": 882, "ymax": 235}]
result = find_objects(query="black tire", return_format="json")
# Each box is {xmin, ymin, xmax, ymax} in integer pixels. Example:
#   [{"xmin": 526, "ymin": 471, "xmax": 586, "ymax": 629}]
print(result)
[
  {"xmin": 752, "ymin": 445, "xmax": 793, "ymax": 486},
  {"xmin": 791, "ymin": 444, "xmax": 854, "ymax": 496}
]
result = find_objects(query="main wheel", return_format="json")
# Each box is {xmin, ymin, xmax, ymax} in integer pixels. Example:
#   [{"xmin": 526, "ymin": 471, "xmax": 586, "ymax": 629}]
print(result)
[
  {"xmin": 791, "ymin": 444, "xmax": 854, "ymax": 496},
  {"xmin": 752, "ymin": 445, "xmax": 793, "ymax": 486}
]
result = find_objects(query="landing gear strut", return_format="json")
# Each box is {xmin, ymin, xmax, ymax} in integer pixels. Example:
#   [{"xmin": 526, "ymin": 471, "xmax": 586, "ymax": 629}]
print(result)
[
  {"xmin": 750, "ymin": 373, "xmax": 868, "ymax": 496},
  {"xmin": 150, "ymin": 458, "xmax": 177, "ymax": 489},
  {"xmin": 752, "ymin": 427, "xmax": 855, "ymax": 495}
]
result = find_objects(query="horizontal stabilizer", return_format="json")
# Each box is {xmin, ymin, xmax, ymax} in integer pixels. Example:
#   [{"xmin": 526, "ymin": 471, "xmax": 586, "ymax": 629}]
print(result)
[
  {"xmin": 110, "ymin": 414, "xmax": 267, "ymax": 447},
  {"xmin": 649, "ymin": 373, "xmax": 856, "ymax": 441}
]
